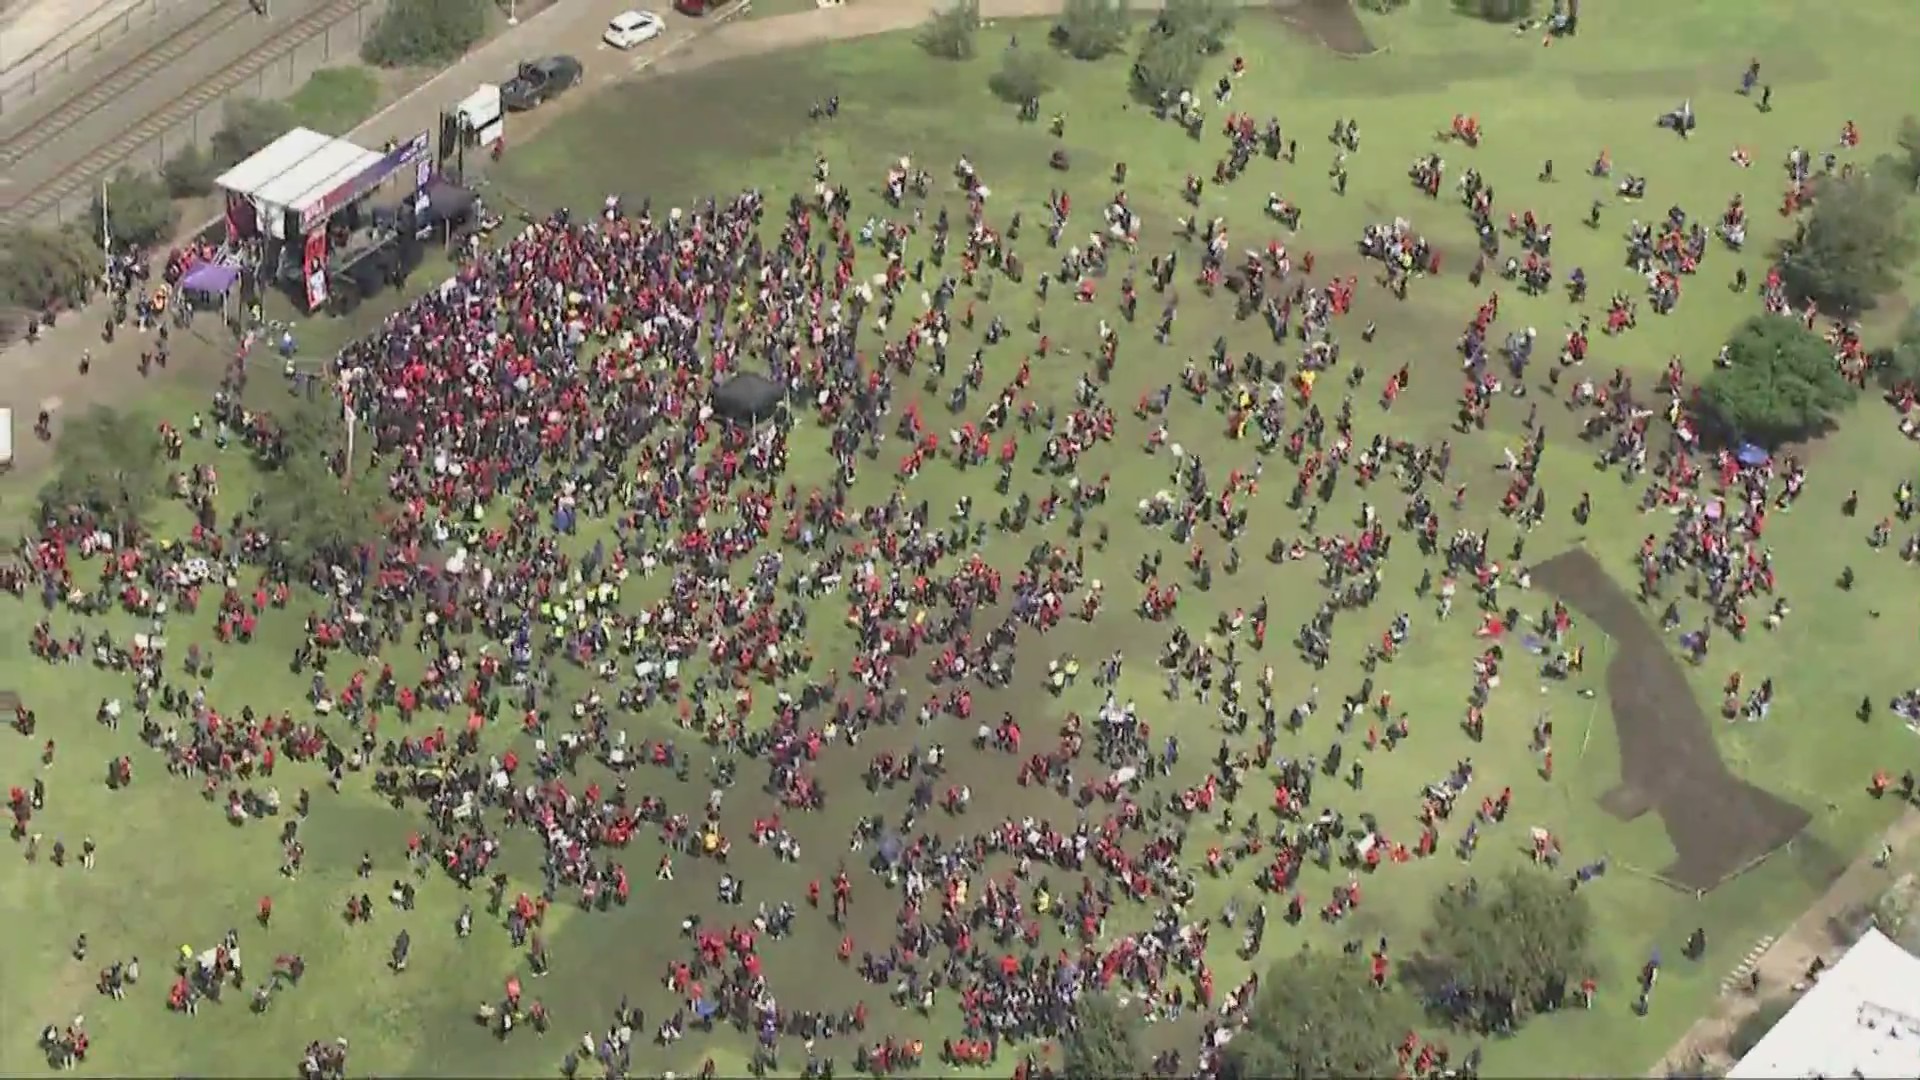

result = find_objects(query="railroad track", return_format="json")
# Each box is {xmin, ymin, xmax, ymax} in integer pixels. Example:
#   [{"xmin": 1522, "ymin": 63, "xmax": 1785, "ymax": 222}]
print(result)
[
  {"xmin": 0, "ymin": 0, "xmax": 365, "ymax": 227},
  {"xmin": 0, "ymin": 1, "xmax": 242, "ymax": 171}
]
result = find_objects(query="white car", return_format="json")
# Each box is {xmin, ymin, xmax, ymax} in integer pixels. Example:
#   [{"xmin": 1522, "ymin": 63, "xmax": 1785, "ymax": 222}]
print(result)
[{"xmin": 603, "ymin": 10, "xmax": 664, "ymax": 49}]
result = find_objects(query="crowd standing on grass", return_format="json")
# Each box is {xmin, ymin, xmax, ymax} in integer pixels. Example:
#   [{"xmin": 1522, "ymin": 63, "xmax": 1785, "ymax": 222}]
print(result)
[{"xmin": 5, "ymin": 40, "xmax": 1916, "ymax": 1080}]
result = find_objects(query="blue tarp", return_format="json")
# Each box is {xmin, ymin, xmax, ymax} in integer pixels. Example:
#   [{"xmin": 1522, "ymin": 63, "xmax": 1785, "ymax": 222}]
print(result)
[{"xmin": 1736, "ymin": 442, "xmax": 1769, "ymax": 466}]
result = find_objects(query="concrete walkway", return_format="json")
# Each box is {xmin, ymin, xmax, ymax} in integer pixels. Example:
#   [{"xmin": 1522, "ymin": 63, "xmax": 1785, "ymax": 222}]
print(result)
[{"xmin": 1653, "ymin": 809, "xmax": 1920, "ymax": 1076}]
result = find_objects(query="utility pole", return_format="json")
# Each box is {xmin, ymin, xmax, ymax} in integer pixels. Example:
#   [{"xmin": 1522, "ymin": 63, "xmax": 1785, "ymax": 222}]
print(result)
[{"xmin": 100, "ymin": 178, "xmax": 111, "ymax": 290}]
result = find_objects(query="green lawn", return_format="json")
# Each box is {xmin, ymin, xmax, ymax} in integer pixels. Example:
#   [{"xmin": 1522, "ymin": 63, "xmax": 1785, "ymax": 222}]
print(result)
[{"xmin": 3, "ymin": 0, "xmax": 1918, "ymax": 1076}]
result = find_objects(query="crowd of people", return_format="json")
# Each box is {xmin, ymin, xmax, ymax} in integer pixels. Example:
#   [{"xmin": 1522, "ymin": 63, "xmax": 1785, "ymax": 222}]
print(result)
[{"xmin": 2, "ymin": 43, "xmax": 1898, "ymax": 1080}]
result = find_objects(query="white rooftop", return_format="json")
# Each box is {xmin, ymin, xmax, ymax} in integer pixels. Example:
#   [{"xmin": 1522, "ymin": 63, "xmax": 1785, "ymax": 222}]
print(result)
[
  {"xmin": 1729, "ymin": 928, "xmax": 1920, "ymax": 1080},
  {"xmin": 214, "ymin": 127, "xmax": 337, "ymax": 199}
]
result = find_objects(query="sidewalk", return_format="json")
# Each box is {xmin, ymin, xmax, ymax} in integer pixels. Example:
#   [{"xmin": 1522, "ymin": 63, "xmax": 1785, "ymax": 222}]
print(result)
[{"xmin": 1653, "ymin": 809, "xmax": 1920, "ymax": 1075}]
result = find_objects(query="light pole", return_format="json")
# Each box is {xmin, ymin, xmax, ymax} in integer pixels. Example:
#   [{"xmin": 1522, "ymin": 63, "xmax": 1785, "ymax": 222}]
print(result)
[{"xmin": 507, "ymin": 0, "xmax": 517, "ymax": 25}]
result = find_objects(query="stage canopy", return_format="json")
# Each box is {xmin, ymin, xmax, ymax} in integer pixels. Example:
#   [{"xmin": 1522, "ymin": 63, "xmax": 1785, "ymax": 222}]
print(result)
[
  {"xmin": 215, "ymin": 127, "xmax": 382, "ymax": 241},
  {"xmin": 712, "ymin": 373, "xmax": 783, "ymax": 423},
  {"xmin": 179, "ymin": 262, "xmax": 241, "ymax": 294}
]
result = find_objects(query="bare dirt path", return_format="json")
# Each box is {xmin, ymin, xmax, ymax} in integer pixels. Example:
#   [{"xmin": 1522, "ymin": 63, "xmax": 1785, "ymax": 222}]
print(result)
[{"xmin": 1653, "ymin": 809, "xmax": 1920, "ymax": 1076}]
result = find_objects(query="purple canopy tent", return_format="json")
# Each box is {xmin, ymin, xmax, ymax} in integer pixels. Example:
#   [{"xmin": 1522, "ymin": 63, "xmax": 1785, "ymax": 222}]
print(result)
[{"xmin": 180, "ymin": 262, "xmax": 241, "ymax": 294}]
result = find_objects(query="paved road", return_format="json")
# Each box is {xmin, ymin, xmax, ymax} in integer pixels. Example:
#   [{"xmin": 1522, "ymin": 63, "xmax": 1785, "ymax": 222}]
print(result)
[{"xmin": 260, "ymin": 0, "xmax": 1259, "ymax": 170}]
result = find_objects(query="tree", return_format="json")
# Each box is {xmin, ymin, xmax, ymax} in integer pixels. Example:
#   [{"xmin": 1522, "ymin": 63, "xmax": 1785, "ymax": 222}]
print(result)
[
  {"xmin": 988, "ymin": 44, "xmax": 1057, "ymax": 103},
  {"xmin": 254, "ymin": 400, "xmax": 383, "ymax": 565},
  {"xmin": 92, "ymin": 168, "xmax": 178, "ymax": 250},
  {"xmin": 916, "ymin": 0, "xmax": 980, "ymax": 60},
  {"xmin": 1778, "ymin": 170, "xmax": 1917, "ymax": 314},
  {"xmin": 0, "ymin": 226, "xmax": 97, "ymax": 311},
  {"xmin": 1155, "ymin": 0, "xmax": 1234, "ymax": 53},
  {"xmin": 1873, "ymin": 307, "xmax": 1920, "ymax": 391},
  {"xmin": 1894, "ymin": 115, "xmax": 1920, "ymax": 189},
  {"xmin": 1221, "ymin": 949, "xmax": 1407, "ymax": 1079},
  {"xmin": 362, "ymin": 0, "xmax": 489, "ymax": 67},
  {"xmin": 1423, "ymin": 868, "xmax": 1595, "ymax": 1033},
  {"xmin": 39, "ymin": 406, "xmax": 167, "ymax": 543},
  {"xmin": 211, "ymin": 98, "xmax": 298, "ymax": 168},
  {"xmin": 1062, "ymin": 994, "xmax": 1145, "ymax": 1080},
  {"xmin": 163, "ymin": 143, "xmax": 220, "ymax": 198},
  {"xmin": 1131, "ymin": 26, "xmax": 1204, "ymax": 103},
  {"xmin": 1697, "ymin": 315, "xmax": 1856, "ymax": 446},
  {"xmin": 1456, "ymin": 0, "xmax": 1533, "ymax": 20},
  {"xmin": 1053, "ymin": 0, "xmax": 1131, "ymax": 60}
]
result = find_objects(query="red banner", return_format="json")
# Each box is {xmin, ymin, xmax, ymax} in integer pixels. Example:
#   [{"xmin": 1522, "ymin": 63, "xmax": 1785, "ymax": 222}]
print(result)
[
  {"xmin": 302, "ymin": 229, "xmax": 329, "ymax": 311},
  {"xmin": 224, "ymin": 192, "xmax": 256, "ymax": 242}
]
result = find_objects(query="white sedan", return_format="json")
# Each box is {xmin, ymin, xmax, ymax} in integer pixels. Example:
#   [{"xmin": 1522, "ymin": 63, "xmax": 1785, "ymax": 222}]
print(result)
[{"xmin": 603, "ymin": 10, "xmax": 665, "ymax": 49}]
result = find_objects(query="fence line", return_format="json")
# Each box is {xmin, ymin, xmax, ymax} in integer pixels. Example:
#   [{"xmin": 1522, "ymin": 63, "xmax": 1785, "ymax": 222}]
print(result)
[{"xmin": 0, "ymin": 0, "xmax": 200, "ymax": 117}]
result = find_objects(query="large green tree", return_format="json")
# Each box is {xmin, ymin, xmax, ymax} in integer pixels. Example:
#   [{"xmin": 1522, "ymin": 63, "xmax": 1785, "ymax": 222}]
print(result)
[
  {"xmin": 1424, "ymin": 868, "xmax": 1595, "ymax": 1033},
  {"xmin": 1698, "ymin": 315, "xmax": 1856, "ymax": 446},
  {"xmin": 1875, "ymin": 307, "xmax": 1920, "ymax": 390},
  {"xmin": 39, "ymin": 406, "xmax": 167, "ymax": 542},
  {"xmin": 1777, "ymin": 170, "xmax": 1917, "ymax": 314},
  {"xmin": 254, "ymin": 401, "xmax": 383, "ymax": 565},
  {"xmin": 1062, "ymin": 993, "xmax": 1146, "ymax": 1080},
  {"xmin": 1894, "ymin": 115, "xmax": 1920, "ymax": 189},
  {"xmin": 1220, "ymin": 949, "xmax": 1407, "ymax": 1080}
]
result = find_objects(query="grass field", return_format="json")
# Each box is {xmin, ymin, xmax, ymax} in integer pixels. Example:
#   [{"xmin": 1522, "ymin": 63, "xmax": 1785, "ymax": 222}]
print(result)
[{"xmin": 2, "ymin": 0, "xmax": 1918, "ymax": 1076}]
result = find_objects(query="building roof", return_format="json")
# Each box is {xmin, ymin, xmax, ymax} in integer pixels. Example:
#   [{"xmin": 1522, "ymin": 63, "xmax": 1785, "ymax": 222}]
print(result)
[{"xmin": 1729, "ymin": 928, "xmax": 1920, "ymax": 1079}]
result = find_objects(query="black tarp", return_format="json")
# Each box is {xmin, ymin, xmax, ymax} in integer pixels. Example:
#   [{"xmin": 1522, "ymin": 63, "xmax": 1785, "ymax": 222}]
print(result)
[{"xmin": 712, "ymin": 372, "xmax": 783, "ymax": 423}]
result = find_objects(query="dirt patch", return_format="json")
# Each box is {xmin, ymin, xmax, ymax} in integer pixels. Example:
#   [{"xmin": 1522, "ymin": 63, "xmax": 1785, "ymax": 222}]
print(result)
[
  {"xmin": 0, "ymin": 690, "xmax": 17, "ymax": 711},
  {"xmin": 1532, "ymin": 548, "xmax": 1811, "ymax": 892},
  {"xmin": 1273, "ymin": 0, "xmax": 1377, "ymax": 57}
]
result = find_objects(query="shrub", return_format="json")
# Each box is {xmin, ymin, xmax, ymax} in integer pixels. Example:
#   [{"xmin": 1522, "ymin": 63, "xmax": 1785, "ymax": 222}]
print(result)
[
  {"xmin": 92, "ymin": 168, "xmax": 179, "ymax": 250},
  {"xmin": 211, "ymin": 98, "xmax": 298, "ymax": 168},
  {"xmin": 917, "ymin": 0, "xmax": 980, "ymax": 60},
  {"xmin": 162, "ymin": 143, "xmax": 220, "ymax": 198},
  {"xmin": 988, "ymin": 44, "xmax": 1057, "ymax": 103},
  {"xmin": 0, "ymin": 226, "xmax": 97, "ymax": 311},
  {"xmin": 1360, "ymin": 0, "xmax": 1410, "ymax": 12},
  {"xmin": 287, "ymin": 67, "xmax": 382, "ymax": 134},
  {"xmin": 1131, "ymin": 26, "xmax": 1203, "ymax": 103},
  {"xmin": 362, "ymin": 0, "xmax": 489, "ymax": 68},
  {"xmin": 1456, "ymin": 0, "xmax": 1533, "ymax": 21},
  {"xmin": 1053, "ymin": 0, "xmax": 1131, "ymax": 60},
  {"xmin": 1155, "ymin": 0, "xmax": 1233, "ymax": 54}
]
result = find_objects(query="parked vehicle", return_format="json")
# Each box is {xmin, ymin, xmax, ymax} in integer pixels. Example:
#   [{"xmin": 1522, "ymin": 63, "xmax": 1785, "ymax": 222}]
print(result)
[
  {"xmin": 603, "ymin": 10, "xmax": 665, "ymax": 49},
  {"xmin": 501, "ymin": 56, "xmax": 584, "ymax": 112}
]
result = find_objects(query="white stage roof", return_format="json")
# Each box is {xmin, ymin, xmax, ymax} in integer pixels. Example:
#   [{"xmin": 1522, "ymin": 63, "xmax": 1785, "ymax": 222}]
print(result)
[
  {"xmin": 255, "ymin": 138, "xmax": 378, "ymax": 216},
  {"xmin": 1729, "ymin": 928, "xmax": 1920, "ymax": 1079},
  {"xmin": 214, "ymin": 126, "xmax": 383, "ymax": 239},
  {"xmin": 214, "ymin": 127, "xmax": 335, "ymax": 200}
]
